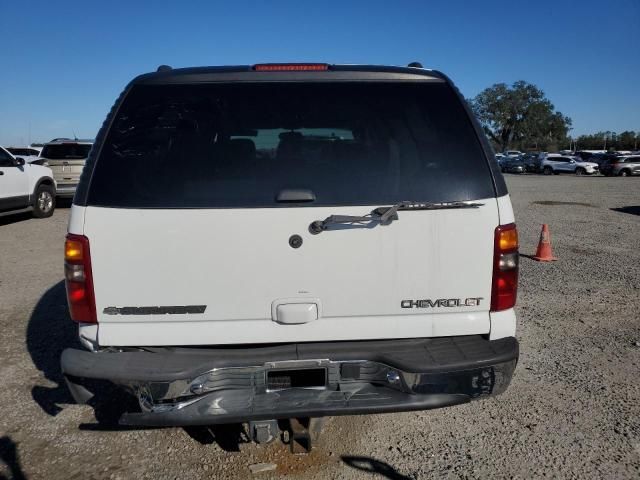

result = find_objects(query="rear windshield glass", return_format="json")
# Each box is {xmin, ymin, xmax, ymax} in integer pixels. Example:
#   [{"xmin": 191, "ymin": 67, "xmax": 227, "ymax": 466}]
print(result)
[
  {"xmin": 42, "ymin": 144, "xmax": 91, "ymax": 160},
  {"xmin": 87, "ymin": 82, "xmax": 494, "ymax": 208},
  {"xmin": 7, "ymin": 148, "xmax": 39, "ymax": 156}
]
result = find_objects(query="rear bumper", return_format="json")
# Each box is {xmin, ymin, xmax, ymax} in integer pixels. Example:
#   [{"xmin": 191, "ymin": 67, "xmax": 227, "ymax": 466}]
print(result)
[
  {"xmin": 55, "ymin": 185, "xmax": 77, "ymax": 197},
  {"xmin": 61, "ymin": 335, "xmax": 518, "ymax": 426}
]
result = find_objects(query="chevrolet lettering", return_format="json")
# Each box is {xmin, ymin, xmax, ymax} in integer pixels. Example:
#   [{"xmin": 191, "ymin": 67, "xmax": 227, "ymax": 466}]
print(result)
[{"xmin": 401, "ymin": 297, "xmax": 484, "ymax": 308}]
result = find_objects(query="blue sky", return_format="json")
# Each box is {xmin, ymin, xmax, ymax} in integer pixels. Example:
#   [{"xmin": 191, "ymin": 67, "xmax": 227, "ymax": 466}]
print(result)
[{"xmin": 1, "ymin": 0, "xmax": 638, "ymax": 145}]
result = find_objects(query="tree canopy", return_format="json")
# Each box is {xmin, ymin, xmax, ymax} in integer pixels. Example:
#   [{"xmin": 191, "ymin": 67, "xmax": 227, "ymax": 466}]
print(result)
[
  {"xmin": 469, "ymin": 81, "xmax": 572, "ymax": 152},
  {"xmin": 574, "ymin": 131, "xmax": 639, "ymax": 151}
]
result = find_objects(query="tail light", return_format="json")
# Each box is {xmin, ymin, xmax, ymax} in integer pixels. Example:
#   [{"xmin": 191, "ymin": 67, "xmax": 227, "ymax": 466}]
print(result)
[
  {"xmin": 491, "ymin": 223, "xmax": 519, "ymax": 312},
  {"xmin": 65, "ymin": 234, "xmax": 97, "ymax": 323}
]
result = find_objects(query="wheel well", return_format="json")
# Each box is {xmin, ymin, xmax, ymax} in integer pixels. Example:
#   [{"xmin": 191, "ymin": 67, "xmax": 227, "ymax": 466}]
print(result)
[
  {"xmin": 39, "ymin": 178, "xmax": 54, "ymax": 187},
  {"xmin": 32, "ymin": 177, "xmax": 55, "ymax": 200}
]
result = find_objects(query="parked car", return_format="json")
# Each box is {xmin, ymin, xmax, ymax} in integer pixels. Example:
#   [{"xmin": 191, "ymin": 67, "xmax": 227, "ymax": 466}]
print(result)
[
  {"xmin": 575, "ymin": 151, "xmax": 595, "ymax": 162},
  {"xmin": 0, "ymin": 146, "xmax": 56, "ymax": 218},
  {"xmin": 521, "ymin": 153, "xmax": 540, "ymax": 172},
  {"xmin": 504, "ymin": 150, "xmax": 522, "ymax": 157},
  {"xmin": 539, "ymin": 153, "xmax": 599, "ymax": 175},
  {"xmin": 60, "ymin": 63, "xmax": 520, "ymax": 443},
  {"xmin": 501, "ymin": 157, "xmax": 526, "ymax": 173},
  {"xmin": 6, "ymin": 146, "xmax": 42, "ymax": 164},
  {"xmin": 600, "ymin": 155, "xmax": 640, "ymax": 176},
  {"xmin": 38, "ymin": 139, "xmax": 92, "ymax": 198},
  {"xmin": 588, "ymin": 152, "xmax": 620, "ymax": 167}
]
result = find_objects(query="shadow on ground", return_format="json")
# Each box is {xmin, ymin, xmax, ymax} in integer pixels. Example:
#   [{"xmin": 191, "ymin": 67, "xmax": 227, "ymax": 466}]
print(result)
[
  {"xmin": 611, "ymin": 206, "xmax": 640, "ymax": 216},
  {"xmin": 26, "ymin": 282, "xmax": 251, "ymax": 452},
  {"xmin": 26, "ymin": 281, "xmax": 135, "ymax": 424},
  {"xmin": 0, "ymin": 212, "xmax": 32, "ymax": 227},
  {"xmin": 0, "ymin": 199, "xmax": 72, "ymax": 227},
  {"xmin": 26, "ymin": 281, "xmax": 79, "ymax": 416},
  {"xmin": 0, "ymin": 437, "xmax": 27, "ymax": 480},
  {"xmin": 184, "ymin": 425, "xmax": 249, "ymax": 452},
  {"xmin": 342, "ymin": 456, "xmax": 413, "ymax": 480}
]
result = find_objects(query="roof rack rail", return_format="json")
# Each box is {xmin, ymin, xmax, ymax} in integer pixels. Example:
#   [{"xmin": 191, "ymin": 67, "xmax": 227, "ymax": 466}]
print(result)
[
  {"xmin": 407, "ymin": 62, "xmax": 423, "ymax": 68},
  {"xmin": 156, "ymin": 65, "xmax": 172, "ymax": 72}
]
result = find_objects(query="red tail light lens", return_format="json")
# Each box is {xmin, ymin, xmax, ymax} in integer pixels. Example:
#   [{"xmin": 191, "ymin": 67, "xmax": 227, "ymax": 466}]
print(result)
[
  {"xmin": 64, "ymin": 234, "xmax": 97, "ymax": 323},
  {"xmin": 253, "ymin": 63, "xmax": 329, "ymax": 71},
  {"xmin": 491, "ymin": 223, "xmax": 519, "ymax": 312}
]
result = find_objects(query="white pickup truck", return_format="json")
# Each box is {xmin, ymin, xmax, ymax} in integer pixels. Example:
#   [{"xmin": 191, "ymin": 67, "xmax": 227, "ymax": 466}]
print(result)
[{"xmin": 60, "ymin": 63, "xmax": 519, "ymax": 449}]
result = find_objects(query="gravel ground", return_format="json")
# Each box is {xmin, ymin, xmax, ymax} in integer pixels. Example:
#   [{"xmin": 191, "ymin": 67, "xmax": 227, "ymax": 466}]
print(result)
[{"xmin": 1, "ymin": 175, "xmax": 639, "ymax": 479}]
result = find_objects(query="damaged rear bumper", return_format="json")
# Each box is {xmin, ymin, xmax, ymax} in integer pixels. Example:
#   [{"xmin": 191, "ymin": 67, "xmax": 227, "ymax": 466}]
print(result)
[{"xmin": 60, "ymin": 335, "xmax": 518, "ymax": 426}]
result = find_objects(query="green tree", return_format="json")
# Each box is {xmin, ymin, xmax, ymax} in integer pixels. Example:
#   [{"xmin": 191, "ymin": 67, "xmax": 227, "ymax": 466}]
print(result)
[
  {"xmin": 469, "ymin": 81, "xmax": 572, "ymax": 152},
  {"xmin": 575, "ymin": 131, "xmax": 639, "ymax": 151},
  {"xmin": 616, "ymin": 131, "xmax": 638, "ymax": 150}
]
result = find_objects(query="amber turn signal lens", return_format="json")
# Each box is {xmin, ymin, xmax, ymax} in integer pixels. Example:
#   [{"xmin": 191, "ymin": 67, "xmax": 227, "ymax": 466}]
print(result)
[
  {"xmin": 65, "ymin": 239, "xmax": 83, "ymax": 262},
  {"xmin": 498, "ymin": 228, "xmax": 518, "ymax": 251}
]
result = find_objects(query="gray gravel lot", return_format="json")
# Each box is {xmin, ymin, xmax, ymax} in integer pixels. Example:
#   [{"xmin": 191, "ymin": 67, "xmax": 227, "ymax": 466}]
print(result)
[{"xmin": 1, "ymin": 175, "xmax": 639, "ymax": 479}]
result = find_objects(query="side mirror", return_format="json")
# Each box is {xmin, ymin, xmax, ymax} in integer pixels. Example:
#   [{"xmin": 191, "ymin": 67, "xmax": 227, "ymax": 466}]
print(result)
[
  {"xmin": 570, "ymin": 160, "xmax": 576, "ymax": 163},
  {"xmin": 14, "ymin": 157, "xmax": 26, "ymax": 166}
]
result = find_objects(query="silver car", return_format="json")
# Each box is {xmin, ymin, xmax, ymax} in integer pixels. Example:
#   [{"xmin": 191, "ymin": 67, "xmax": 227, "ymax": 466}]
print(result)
[
  {"xmin": 539, "ymin": 154, "xmax": 599, "ymax": 175},
  {"xmin": 38, "ymin": 139, "xmax": 93, "ymax": 197},
  {"xmin": 601, "ymin": 155, "xmax": 640, "ymax": 177}
]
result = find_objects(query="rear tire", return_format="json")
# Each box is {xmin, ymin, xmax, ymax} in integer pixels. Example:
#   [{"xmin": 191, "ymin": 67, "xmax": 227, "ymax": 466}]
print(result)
[
  {"xmin": 575, "ymin": 167, "xmax": 585, "ymax": 176},
  {"xmin": 619, "ymin": 169, "xmax": 630, "ymax": 177},
  {"xmin": 32, "ymin": 184, "xmax": 56, "ymax": 218},
  {"xmin": 543, "ymin": 166, "xmax": 553, "ymax": 175}
]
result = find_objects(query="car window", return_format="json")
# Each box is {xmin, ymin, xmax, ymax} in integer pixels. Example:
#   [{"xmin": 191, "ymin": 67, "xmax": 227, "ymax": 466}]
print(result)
[
  {"xmin": 87, "ymin": 82, "xmax": 495, "ymax": 208},
  {"xmin": 41, "ymin": 144, "xmax": 92, "ymax": 159},
  {"xmin": 8, "ymin": 148, "xmax": 39, "ymax": 156},
  {"xmin": 627, "ymin": 157, "xmax": 639, "ymax": 162},
  {"xmin": 0, "ymin": 148, "xmax": 14, "ymax": 166}
]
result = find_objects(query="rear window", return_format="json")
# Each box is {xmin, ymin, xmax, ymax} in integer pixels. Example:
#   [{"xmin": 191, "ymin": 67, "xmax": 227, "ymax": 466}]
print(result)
[
  {"xmin": 42, "ymin": 144, "xmax": 91, "ymax": 160},
  {"xmin": 7, "ymin": 148, "xmax": 39, "ymax": 156},
  {"xmin": 87, "ymin": 82, "xmax": 494, "ymax": 208}
]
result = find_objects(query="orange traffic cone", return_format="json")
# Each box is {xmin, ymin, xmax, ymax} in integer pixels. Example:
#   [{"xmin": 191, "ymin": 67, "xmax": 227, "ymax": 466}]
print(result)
[{"xmin": 532, "ymin": 224, "xmax": 557, "ymax": 262}]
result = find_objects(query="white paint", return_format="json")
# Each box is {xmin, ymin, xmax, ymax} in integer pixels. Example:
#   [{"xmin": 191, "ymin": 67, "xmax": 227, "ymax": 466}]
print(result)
[
  {"xmin": 496, "ymin": 194, "xmax": 515, "ymax": 225},
  {"xmin": 97, "ymin": 312, "xmax": 490, "ymax": 346},
  {"xmin": 79, "ymin": 198, "xmax": 502, "ymax": 346},
  {"xmin": 78, "ymin": 323, "xmax": 98, "ymax": 350},
  {"xmin": 67, "ymin": 205, "xmax": 85, "ymax": 235},
  {"xmin": 489, "ymin": 308, "xmax": 517, "ymax": 340}
]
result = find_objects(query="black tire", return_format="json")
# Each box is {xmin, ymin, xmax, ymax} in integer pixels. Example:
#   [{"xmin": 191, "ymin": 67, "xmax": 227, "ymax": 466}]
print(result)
[
  {"xmin": 619, "ymin": 169, "xmax": 630, "ymax": 177},
  {"xmin": 543, "ymin": 166, "xmax": 553, "ymax": 175},
  {"xmin": 32, "ymin": 184, "xmax": 56, "ymax": 218},
  {"xmin": 575, "ymin": 167, "xmax": 585, "ymax": 176}
]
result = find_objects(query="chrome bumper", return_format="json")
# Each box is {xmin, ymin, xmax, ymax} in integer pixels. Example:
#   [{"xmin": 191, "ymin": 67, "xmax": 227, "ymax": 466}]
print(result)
[
  {"xmin": 61, "ymin": 336, "xmax": 518, "ymax": 426},
  {"xmin": 55, "ymin": 184, "xmax": 77, "ymax": 197}
]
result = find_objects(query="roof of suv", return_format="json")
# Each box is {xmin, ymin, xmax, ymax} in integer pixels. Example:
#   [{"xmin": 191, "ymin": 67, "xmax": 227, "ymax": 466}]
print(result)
[
  {"xmin": 130, "ymin": 64, "xmax": 448, "ymax": 85},
  {"xmin": 45, "ymin": 138, "xmax": 93, "ymax": 145}
]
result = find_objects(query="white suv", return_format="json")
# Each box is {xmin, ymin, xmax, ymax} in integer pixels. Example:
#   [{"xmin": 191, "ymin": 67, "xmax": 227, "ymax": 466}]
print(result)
[
  {"xmin": 539, "ymin": 153, "xmax": 599, "ymax": 175},
  {"xmin": 0, "ymin": 146, "xmax": 56, "ymax": 218},
  {"xmin": 60, "ymin": 63, "xmax": 519, "ymax": 447}
]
